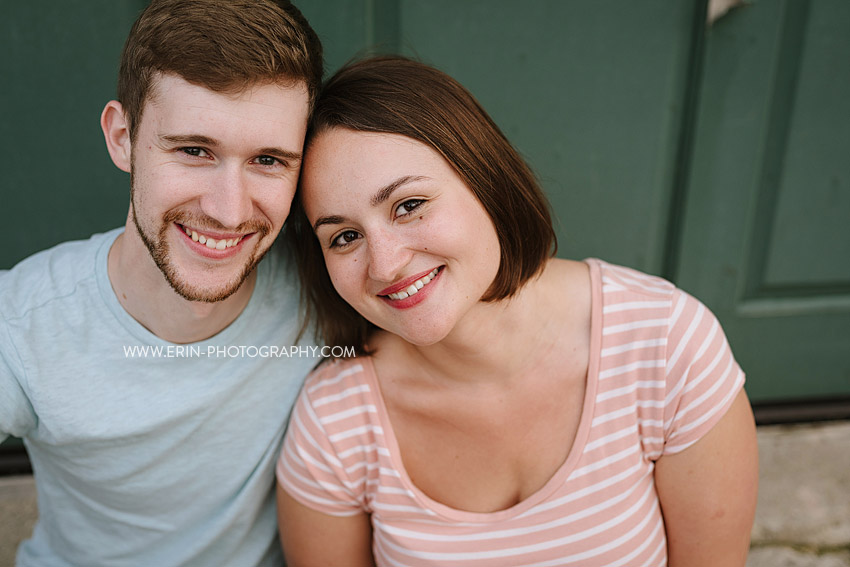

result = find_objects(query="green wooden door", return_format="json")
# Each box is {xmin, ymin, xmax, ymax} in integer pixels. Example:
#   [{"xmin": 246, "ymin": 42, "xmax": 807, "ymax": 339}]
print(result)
[{"xmin": 675, "ymin": 0, "xmax": 850, "ymax": 403}]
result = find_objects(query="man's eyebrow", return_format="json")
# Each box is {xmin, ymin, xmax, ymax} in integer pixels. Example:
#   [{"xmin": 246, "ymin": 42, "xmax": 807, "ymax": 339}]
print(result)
[
  {"xmin": 160, "ymin": 134, "xmax": 218, "ymax": 146},
  {"xmin": 257, "ymin": 147, "xmax": 302, "ymax": 164},
  {"xmin": 370, "ymin": 175, "xmax": 428, "ymax": 207},
  {"xmin": 313, "ymin": 175, "xmax": 430, "ymax": 231},
  {"xmin": 159, "ymin": 135, "xmax": 302, "ymax": 163}
]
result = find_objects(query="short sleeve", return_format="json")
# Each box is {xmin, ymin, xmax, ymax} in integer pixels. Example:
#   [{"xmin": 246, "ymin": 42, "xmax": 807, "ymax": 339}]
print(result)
[
  {"xmin": 0, "ymin": 315, "xmax": 38, "ymax": 443},
  {"xmin": 662, "ymin": 289, "xmax": 746, "ymax": 455},
  {"xmin": 276, "ymin": 362, "xmax": 370, "ymax": 517}
]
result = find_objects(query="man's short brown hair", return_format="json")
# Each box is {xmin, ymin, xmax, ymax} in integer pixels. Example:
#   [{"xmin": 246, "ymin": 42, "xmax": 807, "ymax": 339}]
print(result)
[
  {"xmin": 288, "ymin": 56, "xmax": 557, "ymax": 352},
  {"xmin": 118, "ymin": 0, "xmax": 323, "ymax": 141}
]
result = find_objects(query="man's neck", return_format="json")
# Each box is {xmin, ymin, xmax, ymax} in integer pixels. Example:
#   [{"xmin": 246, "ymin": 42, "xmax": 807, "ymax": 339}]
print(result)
[{"xmin": 106, "ymin": 227, "xmax": 257, "ymax": 344}]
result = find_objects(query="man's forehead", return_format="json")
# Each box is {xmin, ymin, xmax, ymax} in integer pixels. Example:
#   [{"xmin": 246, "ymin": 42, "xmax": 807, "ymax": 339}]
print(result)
[
  {"xmin": 138, "ymin": 73, "xmax": 310, "ymax": 141},
  {"xmin": 146, "ymin": 71, "xmax": 307, "ymax": 107}
]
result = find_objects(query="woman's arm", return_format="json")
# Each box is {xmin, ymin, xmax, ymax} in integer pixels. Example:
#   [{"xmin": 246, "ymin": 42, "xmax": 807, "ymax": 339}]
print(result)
[
  {"xmin": 277, "ymin": 483, "xmax": 375, "ymax": 567},
  {"xmin": 655, "ymin": 390, "xmax": 759, "ymax": 566}
]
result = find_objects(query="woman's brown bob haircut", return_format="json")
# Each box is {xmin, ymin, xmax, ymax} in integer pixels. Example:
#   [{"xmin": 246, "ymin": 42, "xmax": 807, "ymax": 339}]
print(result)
[
  {"xmin": 118, "ymin": 0, "xmax": 323, "ymax": 142},
  {"xmin": 289, "ymin": 55, "xmax": 557, "ymax": 352}
]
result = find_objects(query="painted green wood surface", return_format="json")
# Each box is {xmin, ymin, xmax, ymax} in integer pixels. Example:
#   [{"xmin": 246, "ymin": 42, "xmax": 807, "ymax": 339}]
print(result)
[
  {"xmin": 0, "ymin": 1, "xmax": 145, "ymax": 271},
  {"xmin": 676, "ymin": 0, "xmax": 850, "ymax": 401}
]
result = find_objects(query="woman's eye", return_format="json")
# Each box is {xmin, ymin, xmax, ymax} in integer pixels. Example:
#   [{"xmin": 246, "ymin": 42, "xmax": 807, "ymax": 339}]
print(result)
[
  {"xmin": 330, "ymin": 230, "xmax": 361, "ymax": 249},
  {"xmin": 394, "ymin": 199, "xmax": 424, "ymax": 218}
]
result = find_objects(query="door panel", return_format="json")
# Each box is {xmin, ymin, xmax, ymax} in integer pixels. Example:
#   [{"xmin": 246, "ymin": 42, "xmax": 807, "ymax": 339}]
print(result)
[{"xmin": 676, "ymin": 0, "xmax": 850, "ymax": 402}]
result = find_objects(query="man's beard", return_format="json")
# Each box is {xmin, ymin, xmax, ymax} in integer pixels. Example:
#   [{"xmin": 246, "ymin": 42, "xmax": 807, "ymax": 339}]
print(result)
[{"xmin": 130, "ymin": 181, "xmax": 272, "ymax": 303}]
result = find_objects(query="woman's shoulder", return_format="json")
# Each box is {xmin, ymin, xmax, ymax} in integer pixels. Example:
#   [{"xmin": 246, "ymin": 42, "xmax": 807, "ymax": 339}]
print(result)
[
  {"xmin": 584, "ymin": 257, "xmax": 676, "ymax": 299},
  {"xmin": 300, "ymin": 355, "xmax": 376, "ymax": 402}
]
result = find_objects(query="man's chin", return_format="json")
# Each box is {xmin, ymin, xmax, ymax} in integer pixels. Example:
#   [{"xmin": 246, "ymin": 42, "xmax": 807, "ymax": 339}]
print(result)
[
  {"xmin": 163, "ymin": 270, "xmax": 254, "ymax": 303},
  {"xmin": 171, "ymin": 285, "xmax": 241, "ymax": 304}
]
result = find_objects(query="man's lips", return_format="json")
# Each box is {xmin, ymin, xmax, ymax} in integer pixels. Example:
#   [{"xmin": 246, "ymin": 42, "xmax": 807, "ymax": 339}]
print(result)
[{"xmin": 378, "ymin": 267, "xmax": 442, "ymax": 299}]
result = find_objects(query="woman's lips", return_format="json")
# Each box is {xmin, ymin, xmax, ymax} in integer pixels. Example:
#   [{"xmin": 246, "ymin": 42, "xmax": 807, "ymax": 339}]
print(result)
[{"xmin": 380, "ymin": 267, "xmax": 441, "ymax": 300}]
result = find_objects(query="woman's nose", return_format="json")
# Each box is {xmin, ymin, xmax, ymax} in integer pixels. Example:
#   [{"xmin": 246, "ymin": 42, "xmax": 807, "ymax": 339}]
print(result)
[{"xmin": 366, "ymin": 230, "xmax": 413, "ymax": 283}]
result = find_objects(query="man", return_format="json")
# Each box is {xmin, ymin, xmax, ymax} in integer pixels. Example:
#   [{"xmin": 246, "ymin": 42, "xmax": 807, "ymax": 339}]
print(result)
[{"xmin": 0, "ymin": 1, "xmax": 323, "ymax": 565}]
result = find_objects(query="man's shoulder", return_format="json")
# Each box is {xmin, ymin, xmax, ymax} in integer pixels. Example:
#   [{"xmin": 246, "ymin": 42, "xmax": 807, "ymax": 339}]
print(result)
[{"xmin": 0, "ymin": 229, "xmax": 120, "ymax": 319}]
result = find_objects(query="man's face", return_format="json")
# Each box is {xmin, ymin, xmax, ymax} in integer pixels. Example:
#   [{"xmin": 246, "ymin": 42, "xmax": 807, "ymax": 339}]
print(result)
[{"xmin": 128, "ymin": 73, "xmax": 310, "ymax": 302}]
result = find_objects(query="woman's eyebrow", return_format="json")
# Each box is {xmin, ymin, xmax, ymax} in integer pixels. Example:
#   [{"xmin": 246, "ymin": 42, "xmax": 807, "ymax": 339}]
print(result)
[
  {"xmin": 313, "ymin": 215, "xmax": 345, "ymax": 230},
  {"xmin": 370, "ymin": 175, "xmax": 428, "ymax": 206},
  {"xmin": 313, "ymin": 175, "xmax": 430, "ymax": 230}
]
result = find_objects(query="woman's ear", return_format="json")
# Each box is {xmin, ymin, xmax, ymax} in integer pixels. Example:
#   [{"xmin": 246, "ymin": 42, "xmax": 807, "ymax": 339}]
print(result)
[{"xmin": 101, "ymin": 100, "xmax": 132, "ymax": 173}]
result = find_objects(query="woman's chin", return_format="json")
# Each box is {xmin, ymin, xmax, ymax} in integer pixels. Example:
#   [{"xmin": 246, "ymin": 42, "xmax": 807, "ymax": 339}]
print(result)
[{"xmin": 374, "ymin": 322, "xmax": 451, "ymax": 348}]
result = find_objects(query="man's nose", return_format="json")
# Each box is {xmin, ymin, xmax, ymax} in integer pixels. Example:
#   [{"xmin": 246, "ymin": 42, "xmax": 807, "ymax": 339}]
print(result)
[{"xmin": 198, "ymin": 163, "xmax": 253, "ymax": 229}]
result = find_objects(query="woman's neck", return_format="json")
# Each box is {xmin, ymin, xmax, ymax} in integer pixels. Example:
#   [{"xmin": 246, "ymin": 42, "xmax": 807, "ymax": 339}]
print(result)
[{"xmin": 386, "ymin": 259, "xmax": 587, "ymax": 388}]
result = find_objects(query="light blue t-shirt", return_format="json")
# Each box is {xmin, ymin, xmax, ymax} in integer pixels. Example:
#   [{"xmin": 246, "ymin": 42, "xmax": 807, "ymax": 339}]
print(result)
[{"xmin": 0, "ymin": 229, "xmax": 319, "ymax": 567}]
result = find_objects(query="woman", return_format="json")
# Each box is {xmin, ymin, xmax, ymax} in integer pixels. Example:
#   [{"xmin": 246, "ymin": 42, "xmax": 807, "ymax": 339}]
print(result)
[{"xmin": 276, "ymin": 56, "xmax": 758, "ymax": 566}]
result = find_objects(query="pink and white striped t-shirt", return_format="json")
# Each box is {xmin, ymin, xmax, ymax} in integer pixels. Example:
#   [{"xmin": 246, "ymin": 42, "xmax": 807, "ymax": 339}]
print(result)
[{"xmin": 277, "ymin": 259, "xmax": 745, "ymax": 566}]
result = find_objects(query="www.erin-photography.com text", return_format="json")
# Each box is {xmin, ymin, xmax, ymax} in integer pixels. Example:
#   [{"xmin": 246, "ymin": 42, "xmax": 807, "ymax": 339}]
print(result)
[{"xmin": 123, "ymin": 344, "xmax": 355, "ymax": 359}]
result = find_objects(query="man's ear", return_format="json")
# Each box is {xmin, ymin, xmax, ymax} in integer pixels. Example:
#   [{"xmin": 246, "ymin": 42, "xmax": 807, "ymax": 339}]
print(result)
[{"xmin": 101, "ymin": 100, "xmax": 132, "ymax": 173}]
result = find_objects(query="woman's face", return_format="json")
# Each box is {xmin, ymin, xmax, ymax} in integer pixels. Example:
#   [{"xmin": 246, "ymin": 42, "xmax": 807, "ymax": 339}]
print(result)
[{"xmin": 301, "ymin": 128, "xmax": 501, "ymax": 346}]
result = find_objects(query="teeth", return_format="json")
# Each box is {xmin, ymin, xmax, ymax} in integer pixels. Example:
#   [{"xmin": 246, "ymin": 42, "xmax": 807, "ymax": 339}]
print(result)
[
  {"xmin": 386, "ymin": 268, "xmax": 440, "ymax": 300},
  {"xmin": 184, "ymin": 226, "xmax": 243, "ymax": 249}
]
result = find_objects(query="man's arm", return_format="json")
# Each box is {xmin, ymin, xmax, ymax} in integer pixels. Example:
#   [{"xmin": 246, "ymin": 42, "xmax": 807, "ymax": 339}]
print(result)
[
  {"xmin": 277, "ymin": 483, "xmax": 375, "ymax": 567},
  {"xmin": 655, "ymin": 390, "xmax": 759, "ymax": 566}
]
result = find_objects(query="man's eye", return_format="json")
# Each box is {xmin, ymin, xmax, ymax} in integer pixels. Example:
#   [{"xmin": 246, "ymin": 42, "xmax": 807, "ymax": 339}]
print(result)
[
  {"xmin": 395, "ymin": 199, "xmax": 424, "ymax": 218},
  {"xmin": 330, "ymin": 230, "xmax": 361, "ymax": 249},
  {"xmin": 181, "ymin": 147, "xmax": 208, "ymax": 157},
  {"xmin": 256, "ymin": 155, "xmax": 280, "ymax": 167}
]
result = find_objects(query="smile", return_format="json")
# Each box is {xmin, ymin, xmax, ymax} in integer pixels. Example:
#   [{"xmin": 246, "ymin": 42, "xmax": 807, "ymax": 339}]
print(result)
[
  {"xmin": 384, "ymin": 268, "xmax": 441, "ymax": 300},
  {"xmin": 180, "ymin": 225, "xmax": 245, "ymax": 250}
]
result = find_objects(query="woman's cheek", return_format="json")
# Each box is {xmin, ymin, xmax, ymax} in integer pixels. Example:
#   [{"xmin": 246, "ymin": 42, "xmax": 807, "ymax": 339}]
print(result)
[{"xmin": 328, "ymin": 255, "xmax": 362, "ymax": 303}]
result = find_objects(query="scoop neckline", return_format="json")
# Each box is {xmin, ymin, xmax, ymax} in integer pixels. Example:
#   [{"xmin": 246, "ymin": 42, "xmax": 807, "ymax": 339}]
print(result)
[{"xmin": 360, "ymin": 258, "xmax": 603, "ymax": 523}]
